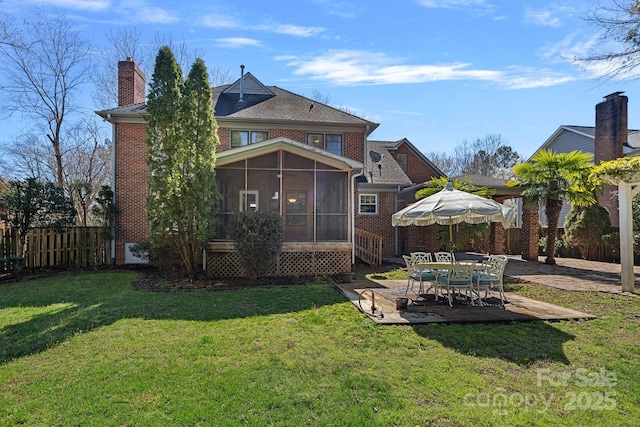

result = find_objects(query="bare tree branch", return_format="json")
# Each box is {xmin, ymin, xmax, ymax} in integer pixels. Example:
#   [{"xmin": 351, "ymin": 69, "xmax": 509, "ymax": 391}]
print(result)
[
  {"xmin": 0, "ymin": 10, "xmax": 93, "ymax": 189},
  {"xmin": 578, "ymin": 0, "xmax": 640, "ymax": 80},
  {"xmin": 427, "ymin": 134, "xmax": 520, "ymax": 179}
]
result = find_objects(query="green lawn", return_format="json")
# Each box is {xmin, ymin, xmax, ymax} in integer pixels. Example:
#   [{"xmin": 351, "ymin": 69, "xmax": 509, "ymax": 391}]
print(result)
[{"xmin": 0, "ymin": 270, "xmax": 638, "ymax": 426}]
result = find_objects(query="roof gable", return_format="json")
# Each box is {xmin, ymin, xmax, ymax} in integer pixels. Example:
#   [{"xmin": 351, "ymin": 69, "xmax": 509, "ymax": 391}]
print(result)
[
  {"xmin": 371, "ymin": 138, "xmax": 445, "ymax": 177},
  {"xmin": 222, "ymin": 71, "xmax": 274, "ymax": 97},
  {"xmin": 216, "ymin": 137, "xmax": 364, "ymax": 171},
  {"xmin": 531, "ymin": 125, "xmax": 596, "ymax": 160}
]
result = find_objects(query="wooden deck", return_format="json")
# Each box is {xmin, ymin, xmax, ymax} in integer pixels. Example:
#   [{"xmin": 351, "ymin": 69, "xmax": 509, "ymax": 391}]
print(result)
[{"xmin": 335, "ymin": 278, "xmax": 596, "ymax": 324}]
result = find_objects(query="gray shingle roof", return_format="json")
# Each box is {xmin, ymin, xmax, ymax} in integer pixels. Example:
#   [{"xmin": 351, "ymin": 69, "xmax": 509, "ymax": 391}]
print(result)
[
  {"xmin": 211, "ymin": 84, "xmax": 377, "ymax": 127},
  {"xmin": 96, "ymin": 102, "xmax": 146, "ymax": 117},
  {"xmin": 365, "ymin": 140, "xmax": 412, "ymax": 185},
  {"xmin": 96, "ymin": 81, "xmax": 378, "ymax": 130}
]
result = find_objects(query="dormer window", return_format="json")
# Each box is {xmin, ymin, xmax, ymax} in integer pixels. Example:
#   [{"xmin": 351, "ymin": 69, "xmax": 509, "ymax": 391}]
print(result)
[
  {"xmin": 231, "ymin": 130, "xmax": 269, "ymax": 147},
  {"xmin": 307, "ymin": 133, "xmax": 343, "ymax": 156}
]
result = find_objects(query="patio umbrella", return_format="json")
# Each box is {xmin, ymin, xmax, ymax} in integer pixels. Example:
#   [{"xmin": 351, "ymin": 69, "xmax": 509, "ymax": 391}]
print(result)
[{"xmin": 392, "ymin": 182, "xmax": 516, "ymax": 245}]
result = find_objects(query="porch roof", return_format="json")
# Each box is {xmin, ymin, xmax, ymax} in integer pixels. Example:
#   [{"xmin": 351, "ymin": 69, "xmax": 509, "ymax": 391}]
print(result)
[{"xmin": 216, "ymin": 137, "xmax": 364, "ymax": 171}]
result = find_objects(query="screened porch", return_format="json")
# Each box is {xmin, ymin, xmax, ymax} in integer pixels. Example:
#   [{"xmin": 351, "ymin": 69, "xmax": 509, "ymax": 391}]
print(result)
[{"xmin": 207, "ymin": 138, "xmax": 363, "ymax": 277}]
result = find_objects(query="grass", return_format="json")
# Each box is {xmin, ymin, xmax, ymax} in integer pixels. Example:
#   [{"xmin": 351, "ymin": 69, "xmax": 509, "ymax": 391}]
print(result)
[{"xmin": 0, "ymin": 270, "xmax": 638, "ymax": 426}]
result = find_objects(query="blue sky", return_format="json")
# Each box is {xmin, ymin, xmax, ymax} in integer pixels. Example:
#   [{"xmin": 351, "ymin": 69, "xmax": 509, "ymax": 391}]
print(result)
[{"xmin": 2, "ymin": 0, "xmax": 639, "ymax": 159}]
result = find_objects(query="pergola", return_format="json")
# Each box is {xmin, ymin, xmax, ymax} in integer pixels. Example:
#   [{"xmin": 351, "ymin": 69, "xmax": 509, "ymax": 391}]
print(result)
[{"xmin": 616, "ymin": 177, "xmax": 640, "ymax": 292}]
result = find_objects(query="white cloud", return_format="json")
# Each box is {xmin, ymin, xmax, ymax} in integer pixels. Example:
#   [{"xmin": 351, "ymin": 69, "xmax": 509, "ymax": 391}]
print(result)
[
  {"xmin": 30, "ymin": 0, "xmax": 109, "ymax": 11},
  {"xmin": 198, "ymin": 14, "xmax": 241, "ymax": 29},
  {"xmin": 282, "ymin": 49, "xmax": 576, "ymax": 89},
  {"xmin": 523, "ymin": 5, "xmax": 573, "ymax": 28},
  {"xmin": 114, "ymin": 1, "xmax": 179, "ymax": 24},
  {"xmin": 501, "ymin": 67, "xmax": 575, "ymax": 89},
  {"xmin": 268, "ymin": 24, "xmax": 325, "ymax": 37},
  {"xmin": 199, "ymin": 15, "xmax": 324, "ymax": 38},
  {"xmin": 214, "ymin": 37, "xmax": 262, "ymax": 48}
]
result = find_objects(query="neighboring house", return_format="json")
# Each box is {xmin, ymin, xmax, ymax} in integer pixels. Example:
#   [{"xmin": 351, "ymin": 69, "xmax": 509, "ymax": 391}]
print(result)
[
  {"xmin": 530, "ymin": 92, "xmax": 640, "ymax": 228},
  {"xmin": 96, "ymin": 58, "xmax": 444, "ymax": 276}
]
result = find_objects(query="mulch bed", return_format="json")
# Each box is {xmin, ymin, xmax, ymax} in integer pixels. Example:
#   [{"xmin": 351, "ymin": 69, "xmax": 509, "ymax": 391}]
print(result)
[
  {"xmin": 0, "ymin": 261, "xmax": 394, "ymax": 293},
  {"xmin": 131, "ymin": 266, "xmax": 321, "ymax": 293}
]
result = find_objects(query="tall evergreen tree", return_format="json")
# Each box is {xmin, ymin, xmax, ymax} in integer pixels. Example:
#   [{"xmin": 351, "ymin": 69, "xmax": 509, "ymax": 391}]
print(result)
[
  {"xmin": 173, "ymin": 58, "xmax": 219, "ymax": 277},
  {"xmin": 145, "ymin": 47, "xmax": 219, "ymax": 278}
]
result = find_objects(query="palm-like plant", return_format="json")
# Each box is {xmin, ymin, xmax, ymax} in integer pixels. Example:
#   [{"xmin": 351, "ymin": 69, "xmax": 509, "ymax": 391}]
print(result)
[{"xmin": 508, "ymin": 149, "xmax": 596, "ymax": 265}]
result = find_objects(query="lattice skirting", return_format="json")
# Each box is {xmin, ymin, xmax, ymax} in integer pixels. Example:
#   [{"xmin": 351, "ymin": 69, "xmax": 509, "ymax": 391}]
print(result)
[{"xmin": 206, "ymin": 242, "xmax": 351, "ymax": 277}]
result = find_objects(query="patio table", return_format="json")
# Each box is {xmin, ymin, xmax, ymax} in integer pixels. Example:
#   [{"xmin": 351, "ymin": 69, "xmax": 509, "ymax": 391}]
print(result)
[{"xmin": 416, "ymin": 261, "xmax": 485, "ymax": 305}]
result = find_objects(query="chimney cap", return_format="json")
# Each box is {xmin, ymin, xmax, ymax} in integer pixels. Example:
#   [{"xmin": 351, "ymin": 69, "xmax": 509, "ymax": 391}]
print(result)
[{"xmin": 604, "ymin": 91, "xmax": 625, "ymax": 100}]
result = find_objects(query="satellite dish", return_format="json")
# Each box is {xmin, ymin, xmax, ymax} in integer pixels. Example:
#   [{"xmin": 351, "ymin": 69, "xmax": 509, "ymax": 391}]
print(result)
[{"xmin": 369, "ymin": 150, "xmax": 382, "ymax": 163}]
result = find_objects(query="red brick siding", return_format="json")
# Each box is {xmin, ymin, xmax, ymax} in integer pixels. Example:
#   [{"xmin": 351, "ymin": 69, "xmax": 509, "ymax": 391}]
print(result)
[
  {"xmin": 489, "ymin": 222, "xmax": 506, "ymax": 254},
  {"xmin": 402, "ymin": 225, "xmax": 439, "ymax": 254},
  {"xmin": 114, "ymin": 122, "xmax": 149, "ymax": 264},
  {"xmin": 215, "ymin": 128, "xmax": 364, "ymax": 159},
  {"xmin": 595, "ymin": 94, "xmax": 627, "ymax": 228},
  {"xmin": 393, "ymin": 144, "xmax": 440, "ymax": 183},
  {"xmin": 217, "ymin": 127, "xmax": 230, "ymax": 152},
  {"xmin": 520, "ymin": 199, "xmax": 539, "ymax": 260},
  {"xmin": 270, "ymin": 129, "xmax": 306, "ymax": 142},
  {"xmin": 344, "ymin": 132, "xmax": 364, "ymax": 161},
  {"xmin": 355, "ymin": 190, "xmax": 397, "ymax": 257},
  {"xmin": 118, "ymin": 60, "xmax": 145, "ymax": 106}
]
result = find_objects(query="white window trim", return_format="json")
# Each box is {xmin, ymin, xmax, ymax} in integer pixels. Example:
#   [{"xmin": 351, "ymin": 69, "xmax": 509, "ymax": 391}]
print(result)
[{"xmin": 359, "ymin": 193, "xmax": 378, "ymax": 215}]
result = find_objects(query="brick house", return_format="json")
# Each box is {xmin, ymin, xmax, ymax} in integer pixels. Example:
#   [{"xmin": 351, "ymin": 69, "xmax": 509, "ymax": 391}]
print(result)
[{"xmin": 96, "ymin": 58, "xmax": 445, "ymax": 276}]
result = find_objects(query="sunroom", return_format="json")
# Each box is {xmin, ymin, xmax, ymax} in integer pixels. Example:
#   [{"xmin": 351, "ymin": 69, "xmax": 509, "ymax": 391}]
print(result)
[{"xmin": 207, "ymin": 137, "xmax": 363, "ymax": 277}]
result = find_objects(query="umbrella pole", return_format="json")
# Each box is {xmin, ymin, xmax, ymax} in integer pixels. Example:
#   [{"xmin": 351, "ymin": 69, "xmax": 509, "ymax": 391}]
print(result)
[{"xmin": 449, "ymin": 219, "xmax": 454, "ymax": 253}]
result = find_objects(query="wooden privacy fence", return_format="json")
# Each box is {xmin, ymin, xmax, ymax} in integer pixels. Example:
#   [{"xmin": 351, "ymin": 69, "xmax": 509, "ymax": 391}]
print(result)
[
  {"xmin": 1, "ymin": 228, "xmax": 18, "ymax": 259},
  {"xmin": 354, "ymin": 228, "xmax": 383, "ymax": 266},
  {"xmin": 24, "ymin": 227, "xmax": 112, "ymax": 269}
]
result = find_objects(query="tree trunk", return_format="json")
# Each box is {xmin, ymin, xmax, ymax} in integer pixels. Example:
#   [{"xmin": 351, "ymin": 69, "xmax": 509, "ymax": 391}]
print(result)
[{"xmin": 544, "ymin": 198, "xmax": 563, "ymax": 265}]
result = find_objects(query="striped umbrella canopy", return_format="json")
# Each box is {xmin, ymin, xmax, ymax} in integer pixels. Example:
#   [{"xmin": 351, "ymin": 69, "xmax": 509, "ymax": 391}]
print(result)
[{"xmin": 392, "ymin": 182, "xmax": 515, "ymax": 242}]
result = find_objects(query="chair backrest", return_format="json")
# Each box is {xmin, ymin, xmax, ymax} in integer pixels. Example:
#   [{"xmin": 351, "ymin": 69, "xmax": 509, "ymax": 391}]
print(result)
[
  {"xmin": 402, "ymin": 254, "xmax": 415, "ymax": 271},
  {"xmin": 411, "ymin": 252, "xmax": 432, "ymax": 264},
  {"xmin": 434, "ymin": 251, "xmax": 454, "ymax": 263},
  {"xmin": 482, "ymin": 257, "xmax": 508, "ymax": 280},
  {"xmin": 447, "ymin": 261, "xmax": 474, "ymax": 283}
]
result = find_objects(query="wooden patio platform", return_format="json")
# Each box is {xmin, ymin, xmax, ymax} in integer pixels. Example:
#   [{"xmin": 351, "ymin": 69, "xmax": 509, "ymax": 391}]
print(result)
[{"xmin": 335, "ymin": 279, "xmax": 596, "ymax": 324}]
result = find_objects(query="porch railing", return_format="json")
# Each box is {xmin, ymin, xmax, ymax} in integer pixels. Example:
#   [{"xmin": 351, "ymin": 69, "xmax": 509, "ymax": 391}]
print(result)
[{"xmin": 354, "ymin": 228, "xmax": 383, "ymax": 266}]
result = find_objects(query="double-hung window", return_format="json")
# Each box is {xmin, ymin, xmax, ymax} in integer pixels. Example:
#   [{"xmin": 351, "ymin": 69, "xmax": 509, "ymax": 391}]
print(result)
[
  {"xmin": 307, "ymin": 133, "xmax": 343, "ymax": 155},
  {"xmin": 231, "ymin": 130, "xmax": 269, "ymax": 147},
  {"xmin": 359, "ymin": 193, "xmax": 378, "ymax": 214}
]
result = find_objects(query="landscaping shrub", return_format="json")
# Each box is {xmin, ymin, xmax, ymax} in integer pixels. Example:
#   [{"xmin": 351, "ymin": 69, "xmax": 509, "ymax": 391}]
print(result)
[{"xmin": 230, "ymin": 211, "xmax": 284, "ymax": 283}]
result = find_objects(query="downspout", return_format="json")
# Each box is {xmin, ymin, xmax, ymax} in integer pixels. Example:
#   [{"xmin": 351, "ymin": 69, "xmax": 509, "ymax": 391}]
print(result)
[
  {"xmin": 107, "ymin": 113, "xmax": 116, "ymax": 265},
  {"xmin": 351, "ymin": 168, "xmax": 364, "ymax": 267},
  {"xmin": 363, "ymin": 125, "xmax": 369, "ymax": 178},
  {"xmin": 394, "ymin": 185, "xmax": 400, "ymax": 256}
]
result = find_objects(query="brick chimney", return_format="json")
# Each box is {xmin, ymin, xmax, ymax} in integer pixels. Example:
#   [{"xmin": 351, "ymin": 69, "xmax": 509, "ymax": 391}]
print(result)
[
  {"xmin": 595, "ymin": 92, "xmax": 627, "ymax": 163},
  {"xmin": 595, "ymin": 92, "xmax": 628, "ymax": 227},
  {"xmin": 117, "ymin": 57, "xmax": 146, "ymax": 106}
]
